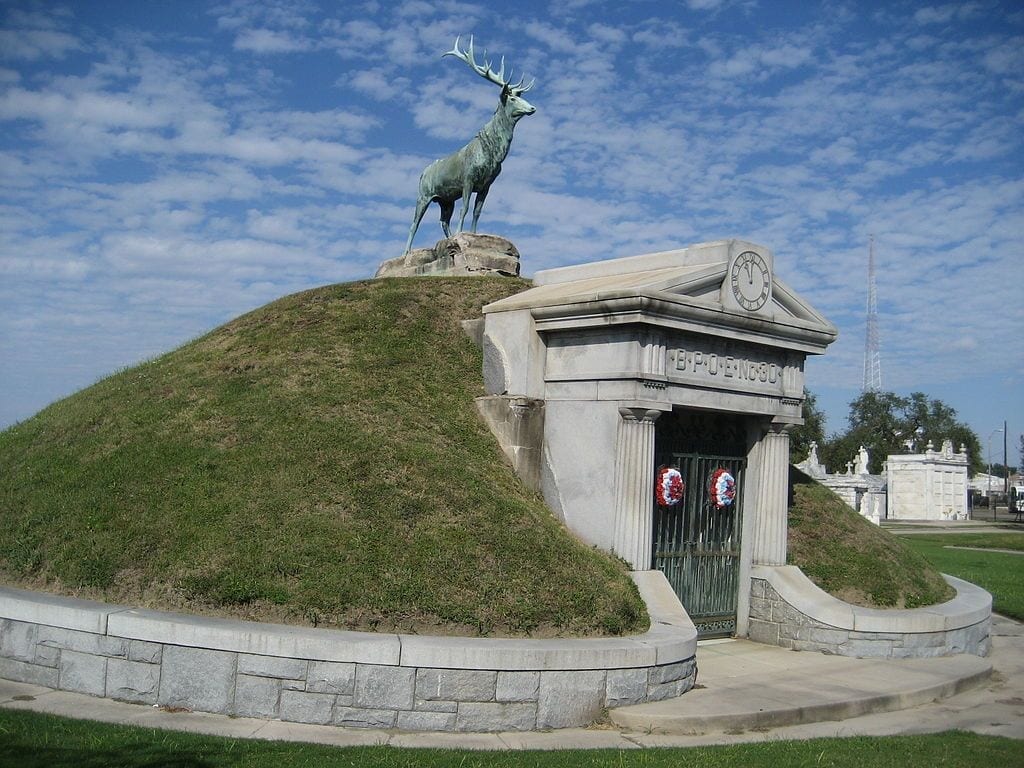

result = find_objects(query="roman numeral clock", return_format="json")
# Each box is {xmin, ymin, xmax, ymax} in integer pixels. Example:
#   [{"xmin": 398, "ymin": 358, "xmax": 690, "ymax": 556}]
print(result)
[{"xmin": 727, "ymin": 249, "xmax": 772, "ymax": 313}]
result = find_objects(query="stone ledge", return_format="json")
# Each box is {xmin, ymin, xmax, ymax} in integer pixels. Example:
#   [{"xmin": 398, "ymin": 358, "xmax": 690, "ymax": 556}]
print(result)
[
  {"xmin": 0, "ymin": 585, "xmax": 126, "ymax": 634},
  {"xmin": 106, "ymin": 608, "xmax": 402, "ymax": 666},
  {"xmin": 750, "ymin": 565, "xmax": 991, "ymax": 634},
  {"xmin": 1, "ymin": 571, "xmax": 695, "ymax": 674}
]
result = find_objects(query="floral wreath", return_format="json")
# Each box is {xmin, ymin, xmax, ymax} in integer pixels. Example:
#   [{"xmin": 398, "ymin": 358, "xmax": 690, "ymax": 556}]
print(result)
[
  {"xmin": 709, "ymin": 468, "xmax": 736, "ymax": 509},
  {"xmin": 655, "ymin": 467, "xmax": 684, "ymax": 507}
]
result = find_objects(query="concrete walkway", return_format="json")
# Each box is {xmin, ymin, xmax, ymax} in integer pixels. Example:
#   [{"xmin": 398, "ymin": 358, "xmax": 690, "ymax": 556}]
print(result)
[
  {"xmin": 883, "ymin": 520, "xmax": 1024, "ymax": 535},
  {"xmin": 2, "ymin": 616, "xmax": 1022, "ymax": 749},
  {"xmin": 610, "ymin": 637, "xmax": 991, "ymax": 734}
]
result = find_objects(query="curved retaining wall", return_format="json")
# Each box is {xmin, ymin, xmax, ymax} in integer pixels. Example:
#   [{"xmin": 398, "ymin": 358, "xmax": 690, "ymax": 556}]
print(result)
[
  {"xmin": 748, "ymin": 565, "xmax": 991, "ymax": 658},
  {"xmin": 0, "ymin": 571, "xmax": 697, "ymax": 732}
]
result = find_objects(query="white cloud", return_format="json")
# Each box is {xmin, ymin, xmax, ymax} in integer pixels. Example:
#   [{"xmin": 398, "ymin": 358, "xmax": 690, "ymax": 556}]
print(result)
[
  {"xmin": 0, "ymin": 28, "xmax": 81, "ymax": 60},
  {"xmin": 347, "ymin": 68, "xmax": 411, "ymax": 101},
  {"xmin": 234, "ymin": 28, "xmax": 312, "ymax": 53},
  {"xmin": 913, "ymin": 4, "xmax": 982, "ymax": 26}
]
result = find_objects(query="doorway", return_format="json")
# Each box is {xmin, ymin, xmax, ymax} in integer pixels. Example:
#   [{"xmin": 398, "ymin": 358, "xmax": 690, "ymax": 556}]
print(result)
[{"xmin": 653, "ymin": 410, "xmax": 748, "ymax": 638}]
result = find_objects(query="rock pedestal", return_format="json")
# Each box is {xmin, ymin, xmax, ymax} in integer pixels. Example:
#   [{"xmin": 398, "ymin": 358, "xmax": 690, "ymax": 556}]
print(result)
[{"xmin": 375, "ymin": 233, "xmax": 521, "ymax": 278}]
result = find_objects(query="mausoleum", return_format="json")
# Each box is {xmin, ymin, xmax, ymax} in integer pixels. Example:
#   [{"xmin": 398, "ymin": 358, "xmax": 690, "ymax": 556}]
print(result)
[
  {"xmin": 479, "ymin": 240, "xmax": 837, "ymax": 638},
  {"xmin": 887, "ymin": 440, "xmax": 970, "ymax": 521}
]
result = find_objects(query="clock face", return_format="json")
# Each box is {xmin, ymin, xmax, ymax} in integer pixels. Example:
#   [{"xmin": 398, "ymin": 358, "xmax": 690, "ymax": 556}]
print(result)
[{"xmin": 730, "ymin": 251, "xmax": 771, "ymax": 311}]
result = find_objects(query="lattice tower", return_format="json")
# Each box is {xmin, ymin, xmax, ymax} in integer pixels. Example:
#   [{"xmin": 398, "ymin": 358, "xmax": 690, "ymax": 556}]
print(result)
[{"xmin": 862, "ymin": 235, "xmax": 882, "ymax": 392}]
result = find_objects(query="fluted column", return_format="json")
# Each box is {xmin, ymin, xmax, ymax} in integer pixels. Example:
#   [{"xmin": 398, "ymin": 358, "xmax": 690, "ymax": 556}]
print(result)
[
  {"xmin": 752, "ymin": 423, "xmax": 791, "ymax": 566},
  {"xmin": 611, "ymin": 407, "xmax": 662, "ymax": 570}
]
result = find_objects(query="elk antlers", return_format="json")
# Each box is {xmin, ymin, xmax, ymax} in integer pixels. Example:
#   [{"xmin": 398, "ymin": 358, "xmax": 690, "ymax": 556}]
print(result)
[{"xmin": 443, "ymin": 35, "xmax": 534, "ymax": 94}]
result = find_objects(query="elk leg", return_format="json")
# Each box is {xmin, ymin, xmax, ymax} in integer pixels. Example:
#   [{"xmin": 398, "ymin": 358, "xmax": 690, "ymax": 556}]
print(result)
[
  {"xmin": 439, "ymin": 199, "xmax": 455, "ymax": 239},
  {"xmin": 470, "ymin": 187, "xmax": 490, "ymax": 233},
  {"xmin": 457, "ymin": 184, "xmax": 473, "ymax": 233},
  {"xmin": 404, "ymin": 196, "xmax": 430, "ymax": 255}
]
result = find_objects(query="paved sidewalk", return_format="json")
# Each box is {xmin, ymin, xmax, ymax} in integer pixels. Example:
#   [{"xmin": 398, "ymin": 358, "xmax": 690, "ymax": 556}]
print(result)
[
  {"xmin": 610, "ymin": 636, "xmax": 992, "ymax": 735},
  {"xmin": 883, "ymin": 520, "xmax": 1024, "ymax": 536},
  {"xmin": 1, "ymin": 616, "xmax": 1021, "ymax": 750}
]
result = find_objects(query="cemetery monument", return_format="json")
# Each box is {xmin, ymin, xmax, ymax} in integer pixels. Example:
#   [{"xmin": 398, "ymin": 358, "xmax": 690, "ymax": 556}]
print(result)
[{"xmin": 376, "ymin": 37, "xmax": 535, "ymax": 278}]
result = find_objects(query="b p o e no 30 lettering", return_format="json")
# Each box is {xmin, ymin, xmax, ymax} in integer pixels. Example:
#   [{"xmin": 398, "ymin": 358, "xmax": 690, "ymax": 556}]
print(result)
[{"xmin": 674, "ymin": 349, "xmax": 779, "ymax": 384}]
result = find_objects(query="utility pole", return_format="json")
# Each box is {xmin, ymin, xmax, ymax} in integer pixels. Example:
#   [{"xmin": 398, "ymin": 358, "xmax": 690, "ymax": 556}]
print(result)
[
  {"xmin": 989, "ymin": 427, "xmax": 1003, "ymax": 522},
  {"xmin": 863, "ymin": 235, "xmax": 882, "ymax": 392}
]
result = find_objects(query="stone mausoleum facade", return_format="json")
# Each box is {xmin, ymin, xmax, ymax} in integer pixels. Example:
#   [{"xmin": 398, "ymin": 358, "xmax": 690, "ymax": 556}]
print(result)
[
  {"xmin": 478, "ymin": 240, "xmax": 990, "ymax": 655},
  {"xmin": 480, "ymin": 240, "xmax": 837, "ymax": 638}
]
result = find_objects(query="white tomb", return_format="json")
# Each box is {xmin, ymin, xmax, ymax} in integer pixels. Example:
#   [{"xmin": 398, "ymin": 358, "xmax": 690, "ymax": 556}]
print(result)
[{"xmin": 887, "ymin": 440, "xmax": 970, "ymax": 520}]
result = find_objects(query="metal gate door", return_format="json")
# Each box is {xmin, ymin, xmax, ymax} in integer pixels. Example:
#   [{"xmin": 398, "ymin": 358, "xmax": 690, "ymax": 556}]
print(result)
[{"xmin": 653, "ymin": 414, "xmax": 747, "ymax": 638}]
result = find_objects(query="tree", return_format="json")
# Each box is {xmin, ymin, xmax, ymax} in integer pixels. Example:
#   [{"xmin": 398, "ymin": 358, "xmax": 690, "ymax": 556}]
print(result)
[
  {"xmin": 789, "ymin": 388, "xmax": 825, "ymax": 463},
  {"xmin": 902, "ymin": 392, "xmax": 983, "ymax": 474},
  {"xmin": 820, "ymin": 391, "xmax": 904, "ymax": 474},
  {"xmin": 820, "ymin": 391, "xmax": 982, "ymax": 475}
]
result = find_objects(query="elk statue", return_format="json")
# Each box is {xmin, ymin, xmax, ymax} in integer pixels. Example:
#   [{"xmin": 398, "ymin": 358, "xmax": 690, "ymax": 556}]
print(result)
[{"xmin": 403, "ymin": 36, "xmax": 536, "ymax": 255}]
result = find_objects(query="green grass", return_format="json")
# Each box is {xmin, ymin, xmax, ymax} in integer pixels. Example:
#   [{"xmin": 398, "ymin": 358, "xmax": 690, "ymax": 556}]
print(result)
[
  {"xmin": 0, "ymin": 278, "xmax": 645, "ymax": 637},
  {"xmin": 787, "ymin": 468, "xmax": 955, "ymax": 608},
  {"xmin": 1, "ymin": 709, "xmax": 1021, "ymax": 768},
  {"xmin": 898, "ymin": 534, "xmax": 1024, "ymax": 620}
]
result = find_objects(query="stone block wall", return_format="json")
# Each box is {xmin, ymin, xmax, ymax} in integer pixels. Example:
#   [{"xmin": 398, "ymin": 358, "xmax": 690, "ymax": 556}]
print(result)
[
  {"xmin": 0, "ymin": 616, "xmax": 695, "ymax": 731},
  {"xmin": 0, "ymin": 571, "xmax": 698, "ymax": 732},
  {"xmin": 748, "ymin": 575, "xmax": 990, "ymax": 658}
]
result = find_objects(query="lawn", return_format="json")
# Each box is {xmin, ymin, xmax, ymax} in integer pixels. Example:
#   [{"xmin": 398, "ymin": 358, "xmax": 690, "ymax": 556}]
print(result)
[
  {"xmin": 897, "ymin": 533, "xmax": 1024, "ymax": 620},
  {"xmin": 0, "ymin": 709, "xmax": 1021, "ymax": 768}
]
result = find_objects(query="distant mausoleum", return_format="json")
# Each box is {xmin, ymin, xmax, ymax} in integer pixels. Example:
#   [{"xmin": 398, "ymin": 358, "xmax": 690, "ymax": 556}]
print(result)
[{"xmin": 796, "ymin": 440, "xmax": 970, "ymax": 523}]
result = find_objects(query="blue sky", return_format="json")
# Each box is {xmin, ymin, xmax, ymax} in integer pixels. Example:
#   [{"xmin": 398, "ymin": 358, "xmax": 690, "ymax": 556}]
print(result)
[{"xmin": 1, "ymin": 0, "xmax": 1022, "ymax": 467}]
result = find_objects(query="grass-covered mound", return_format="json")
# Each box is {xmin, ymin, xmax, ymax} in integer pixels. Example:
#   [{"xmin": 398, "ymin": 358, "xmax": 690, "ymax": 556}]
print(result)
[
  {"xmin": 788, "ymin": 467, "xmax": 955, "ymax": 608},
  {"xmin": 0, "ymin": 277, "xmax": 646, "ymax": 637}
]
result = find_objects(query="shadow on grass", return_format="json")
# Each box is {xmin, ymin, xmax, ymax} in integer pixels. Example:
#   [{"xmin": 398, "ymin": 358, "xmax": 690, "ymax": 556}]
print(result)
[{"xmin": 1, "ymin": 744, "xmax": 212, "ymax": 768}]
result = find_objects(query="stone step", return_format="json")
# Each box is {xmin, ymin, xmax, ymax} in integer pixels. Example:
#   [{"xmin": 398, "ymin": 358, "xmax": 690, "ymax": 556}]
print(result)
[{"xmin": 609, "ymin": 638, "xmax": 992, "ymax": 735}]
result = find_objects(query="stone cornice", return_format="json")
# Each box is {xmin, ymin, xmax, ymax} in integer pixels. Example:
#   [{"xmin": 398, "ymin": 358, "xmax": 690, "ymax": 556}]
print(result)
[{"xmin": 524, "ymin": 293, "xmax": 836, "ymax": 355}]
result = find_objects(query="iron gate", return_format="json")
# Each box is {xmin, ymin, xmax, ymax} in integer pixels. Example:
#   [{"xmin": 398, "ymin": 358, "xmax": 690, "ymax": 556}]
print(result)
[{"xmin": 653, "ymin": 413, "xmax": 747, "ymax": 638}]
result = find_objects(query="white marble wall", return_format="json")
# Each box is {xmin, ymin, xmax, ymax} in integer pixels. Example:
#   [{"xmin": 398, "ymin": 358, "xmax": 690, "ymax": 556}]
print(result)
[{"xmin": 887, "ymin": 441, "xmax": 969, "ymax": 521}]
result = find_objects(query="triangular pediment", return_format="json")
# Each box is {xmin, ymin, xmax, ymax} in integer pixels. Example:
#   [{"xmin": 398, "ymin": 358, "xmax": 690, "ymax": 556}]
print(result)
[{"xmin": 484, "ymin": 240, "xmax": 838, "ymax": 354}]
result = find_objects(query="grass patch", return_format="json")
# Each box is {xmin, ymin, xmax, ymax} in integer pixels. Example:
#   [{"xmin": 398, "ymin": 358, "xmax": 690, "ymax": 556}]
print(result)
[
  {"xmin": 897, "ymin": 534, "xmax": 1024, "ymax": 620},
  {"xmin": 0, "ymin": 278, "xmax": 645, "ymax": 637},
  {"xmin": 787, "ymin": 468, "xmax": 955, "ymax": 608},
  {"xmin": 1, "ymin": 709, "xmax": 1022, "ymax": 768}
]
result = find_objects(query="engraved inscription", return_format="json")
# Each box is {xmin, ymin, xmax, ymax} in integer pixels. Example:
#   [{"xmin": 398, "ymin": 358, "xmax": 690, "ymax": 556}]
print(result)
[
  {"xmin": 667, "ymin": 336, "xmax": 790, "ymax": 396},
  {"xmin": 674, "ymin": 349, "xmax": 781, "ymax": 384}
]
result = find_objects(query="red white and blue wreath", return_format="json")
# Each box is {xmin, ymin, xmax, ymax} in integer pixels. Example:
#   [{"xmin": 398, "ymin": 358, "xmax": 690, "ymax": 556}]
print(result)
[
  {"xmin": 655, "ymin": 467, "xmax": 685, "ymax": 507},
  {"xmin": 709, "ymin": 468, "xmax": 736, "ymax": 509}
]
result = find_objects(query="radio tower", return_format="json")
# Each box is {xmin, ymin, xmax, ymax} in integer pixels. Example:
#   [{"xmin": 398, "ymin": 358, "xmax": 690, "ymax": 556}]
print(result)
[{"xmin": 862, "ymin": 235, "xmax": 882, "ymax": 392}]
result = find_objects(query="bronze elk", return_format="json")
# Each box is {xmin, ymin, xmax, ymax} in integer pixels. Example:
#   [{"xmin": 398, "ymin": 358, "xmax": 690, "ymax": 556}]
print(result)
[{"xmin": 403, "ymin": 37, "xmax": 536, "ymax": 255}]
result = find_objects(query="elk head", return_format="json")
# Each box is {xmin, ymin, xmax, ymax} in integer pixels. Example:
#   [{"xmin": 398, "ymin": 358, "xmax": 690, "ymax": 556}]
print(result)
[{"xmin": 443, "ymin": 36, "xmax": 536, "ymax": 122}]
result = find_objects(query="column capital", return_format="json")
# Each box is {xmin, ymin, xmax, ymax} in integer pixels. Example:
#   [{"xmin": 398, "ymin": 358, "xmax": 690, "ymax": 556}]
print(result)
[
  {"xmin": 754, "ymin": 419, "xmax": 795, "ymax": 437},
  {"xmin": 618, "ymin": 406, "xmax": 663, "ymax": 423}
]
